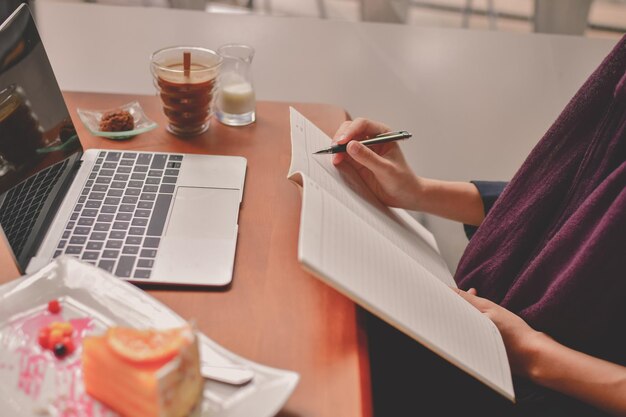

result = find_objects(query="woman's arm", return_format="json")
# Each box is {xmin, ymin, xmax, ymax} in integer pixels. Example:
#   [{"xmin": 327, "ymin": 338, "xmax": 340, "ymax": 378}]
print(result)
[
  {"xmin": 332, "ymin": 118, "xmax": 485, "ymax": 226},
  {"xmin": 456, "ymin": 288, "xmax": 626, "ymax": 416}
]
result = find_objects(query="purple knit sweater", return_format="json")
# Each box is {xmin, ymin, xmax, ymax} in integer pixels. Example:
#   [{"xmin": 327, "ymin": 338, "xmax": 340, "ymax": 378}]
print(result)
[{"xmin": 455, "ymin": 35, "xmax": 626, "ymax": 366}]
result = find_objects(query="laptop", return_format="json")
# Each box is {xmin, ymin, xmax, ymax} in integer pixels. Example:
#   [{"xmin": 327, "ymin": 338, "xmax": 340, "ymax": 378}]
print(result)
[{"xmin": 0, "ymin": 4, "xmax": 246, "ymax": 286}]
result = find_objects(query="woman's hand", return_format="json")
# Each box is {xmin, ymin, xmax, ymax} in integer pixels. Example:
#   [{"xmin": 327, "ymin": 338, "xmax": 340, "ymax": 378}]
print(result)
[
  {"xmin": 331, "ymin": 118, "xmax": 486, "ymax": 225},
  {"xmin": 454, "ymin": 288, "xmax": 543, "ymax": 378},
  {"xmin": 332, "ymin": 118, "xmax": 424, "ymax": 210}
]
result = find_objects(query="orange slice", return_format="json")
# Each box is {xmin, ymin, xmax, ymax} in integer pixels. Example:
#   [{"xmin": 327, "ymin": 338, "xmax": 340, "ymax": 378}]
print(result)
[{"xmin": 106, "ymin": 327, "xmax": 187, "ymax": 364}]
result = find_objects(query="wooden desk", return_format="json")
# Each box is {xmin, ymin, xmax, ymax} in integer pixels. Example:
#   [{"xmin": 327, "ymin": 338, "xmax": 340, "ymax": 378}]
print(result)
[{"xmin": 0, "ymin": 92, "xmax": 372, "ymax": 417}]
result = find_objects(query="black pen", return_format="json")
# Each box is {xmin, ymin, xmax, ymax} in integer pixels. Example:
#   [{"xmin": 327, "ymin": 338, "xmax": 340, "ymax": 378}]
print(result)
[{"xmin": 313, "ymin": 131, "xmax": 412, "ymax": 154}]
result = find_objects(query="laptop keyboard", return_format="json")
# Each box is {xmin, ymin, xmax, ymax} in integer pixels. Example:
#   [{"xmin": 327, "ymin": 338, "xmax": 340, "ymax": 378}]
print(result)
[
  {"xmin": 54, "ymin": 151, "xmax": 182, "ymax": 279},
  {"xmin": 0, "ymin": 159, "xmax": 69, "ymax": 259}
]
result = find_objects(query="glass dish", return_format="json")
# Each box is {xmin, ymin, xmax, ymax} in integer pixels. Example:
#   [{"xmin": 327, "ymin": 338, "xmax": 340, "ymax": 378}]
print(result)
[
  {"xmin": 0, "ymin": 257, "xmax": 299, "ymax": 417},
  {"xmin": 76, "ymin": 101, "xmax": 158, "ymax": 139}
]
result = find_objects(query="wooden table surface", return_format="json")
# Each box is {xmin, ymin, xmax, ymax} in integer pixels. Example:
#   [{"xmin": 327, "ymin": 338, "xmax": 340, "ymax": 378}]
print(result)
[{"xmin": 0, "ymin": 92, "xmax": 372, "ymax": 417}]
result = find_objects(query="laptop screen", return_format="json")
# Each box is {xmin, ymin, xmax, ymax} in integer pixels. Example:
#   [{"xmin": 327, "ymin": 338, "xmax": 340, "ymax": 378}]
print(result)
[{"xmin": 0, "ymin": 4, "xmax": 83, "ymax": 269}]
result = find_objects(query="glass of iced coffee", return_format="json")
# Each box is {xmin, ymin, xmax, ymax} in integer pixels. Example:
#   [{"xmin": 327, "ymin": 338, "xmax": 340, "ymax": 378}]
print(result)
[{"xmin": 150, "ymin": 46, "xmax": 222, "ymax": 136}]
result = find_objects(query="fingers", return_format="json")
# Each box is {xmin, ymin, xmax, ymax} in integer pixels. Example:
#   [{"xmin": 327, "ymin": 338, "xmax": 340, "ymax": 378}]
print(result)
[
  {"xmin": 453, "ymin": 287, "xmax": 494, "ymax": 312},
  {"xmin": 345, "ymin": 141, "xmax": 395, "ymax": 178},
  {"xmin": 332, "ymin": 118, "xmax": 390, "ymax": 165}
]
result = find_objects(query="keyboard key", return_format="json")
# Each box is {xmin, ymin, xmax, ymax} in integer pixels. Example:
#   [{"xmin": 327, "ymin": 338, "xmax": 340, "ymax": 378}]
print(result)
[
  {"xmin": 164, "ymin": 169, "xmax": 179, "ymax": 176},
  {"xmin": 82, "ymin": 251, "xmax": 99, "ymax": 260},
  {"xmin": 132, "ymin": 218, "xmax": 148, "ymax": 227},
  {"xmin": 62, "ymin": 231, "xmax": 71, "ymax": 239},
  {"xmin": 125, "ymin": 188, "xmax": 141, "ymax": 196},
  {"xmin": 70, "ymin": 236, "xmax": 87, "ymax": 244},
  {"xmin": 116, "ymin": 212, "xmax": 132, "ymax": 221},
  {"xmin": 167, "ymin": 161, "xmax": 182, "ymax": 168},
  {"xmin": 140, "ymin": 249, "xmax": 157, "ymax": 258},
  {"xmin": 109, "ymin": 230, "xmax": 126, "ymax": 240},
  {"xmin": 111, "ymin": 181, "xmax": 126, "ymax": 189},
  {"xmin": 146, "ymin": 177, "xmax": 160, "ymax": 185},
  {"xmin": 89, "ymin": 173, "xmax": 97, "ymax": 180},
  {"xmin": 114, "ymin": 174, "xmax": 129, "ymax": 181},
  {"xmin": 90, "ymin": 232, "xmax": 107, "ymax": 241},
  {"xmin": 104, "ymin": 197, "xmax": 121, "ymax": 205},
  {"xmin": 99, "ymin": 169, "xmax": 115, "ymax": 177},
  {"xmin": 137, "ymin": 258, "xmax": 154, "ymax": 268},
  {"xmin": 102, "ymin": 250, "xmax": 120, "ymax": 259},
  {"xmin": 57, "ymin": 240, "xmax": 67, "ymax": 249},
  {"xmin": 140, "ymin": 193, "xmax": 156, "ymax": 201},
  {"xmin": 117, "ymin": 166, "xmax": 132, "ymax": 174},
  {"xmin": 93, "ymin": 184, "xmax": 108, "ymax": 192},
  {"xmin": 131, "ymin": 173, "xmax": 146, "ymax": 180},
  {"xmin": 147, "ymin": 194, "xmax": 172, "ymax": 236},
  {"xmin": 122, "ymin": 196, "xmax": 138, "ymax": 204},
  {"xmin": 98, "ymin": 260, "xmax": 115, "ymax": 273},
  {"xmin": 138, "ymin": 201, "xmax": 153, "ymax": 209},
  {"xmin": 85, "ymin": 200, "xmax": 101, "ymax": 209},
  {"xmin": 113, "ymin": 222, "xmax": 130, "ymax": 230},
  {"xmin": 54, "ymin": 250, "xmax": 62, "ymax": 258},
  {"xmin": 89, "ymin": 192, "xmax": 105, "ymax": 200},
  {"xmin": 159, "ymin": 184, "xmax": 175, "ymax": 193},
  {"xmin": 143, "ymin": 185, "xmax": 158, "ymax": 193},
  {"xmin": 134, "ymin": 269, "xmax": 151, "ymax": 279},
  {"xmin": 106, "ymin": 240, "xmax": 123, "ymax": 249},
  {"xmin": 103, "ymin": 162, "xmax": 117, "ymax": 169},
  {"xmin": 74, "ymin": 227, "xmax": 91, "ymax": 235},
  {"xmin": 128, "ymin": 180, "xmax": 143, "ymax": 188},
  {"xmin": 169, "ymin": 154, "xmax": 183, "ymax": 161},
  {"xmin": 107, "ymin": 189, "xmax": 124, "ymax": 197},
  {"xmin": 119, "ymin": 205, "xmax": 134, "ymax": 213},
  {"xmin": 115, "ymin": 256, "xmax": 136, "ymax": 277},
  {"xmin": 97, "ymin": 214, "xmax": 114, "ymax": 222},
  {"xmin": 137, "ymin": 154, "xmax": 152, "ymax": 165},
  {"xmin": 81, "ymin": 188, "xmax": 90, "ymax": 195},
  {"xmin": 106, "ymin": 152, "xmax": 121, "ymax": 161},
  {"xmin": 150, "ymin": 154, "xmax": 167, "ymax": 169},
  {"xmin": 65, "ymin": 221, "xmax": 76, "ymax": 229},
  {"xmin": 86, "ymin": 241, "xmax": 104, "ymax": 250},
  {"xmin": 70, "ymin": 212, "xmax": 79, "ymax": 221},
  {"xmin": 126, "ymin": 236, "xmax": 142, "ymax": 245},
  {"xmin": 65, "ymin": 245, "xmax": 82, "ymax": 254},
  {"xmin": 148, "ymin": 170, "xmax": 163, "ymax": 177},
  {"xmin": 143, "ymin": 237, "xmax": 160, "ymax": 248},
  {"xmin": 73, "ymin": 203, "xmax": 84, "ymax": 212},
  {"xmin": 162, "ymin": 176, "xmax": 177, "ymax": 184},
  {"xmin": 101, "ymin": 205, "xmax": 117, "ymax": 214},
  {"xmin": 129, "ymin": 227, "xmax": 145, "ymax": 235},
  {"xmin": 94, "ymin": 223, "xmax": 111, "ymax": 232},
  {"xmin": 85, "ymin": 180, "xmax": 95, "ymax": 187},
  {"xmin": 78, "ymin": 195, "xmax": 87, "ymax": 204},
  {"xmin": 135, "ymin": 209, "xmax": 151, "ymax": 217},
  {"xmin": 122, "ymin": 152, "xmax": 137, "ymax": 159},
  {"xmin": 77, "ymin": 217, "xmax": 95, "ymax": 226},
  {"xmin": 123, "ymin": 246, "xmax": 140, "ymax": 255},
  {"xmin": 133, "ymin": 165, "xmax": 148, "ymax": 173},
  {"xmin": 119, "ymin": 159, "xmax": 134, "ymax": 166}
]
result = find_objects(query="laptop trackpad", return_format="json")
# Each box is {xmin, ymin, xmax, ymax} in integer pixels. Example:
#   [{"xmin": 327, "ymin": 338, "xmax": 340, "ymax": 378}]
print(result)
[
  {"xmin": 166, "ymin": 187, "xmax": 240, "ymax": 238},
  {"xmin": 153, "ymin": 187, "xmax": 240, "ymax": 286}
]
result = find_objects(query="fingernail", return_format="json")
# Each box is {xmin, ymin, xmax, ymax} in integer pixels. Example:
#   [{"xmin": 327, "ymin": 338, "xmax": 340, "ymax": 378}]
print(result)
[
  {"xmin": 347, "ymin": 141, "xmax": 361, "ymax": 155},
  {"xmin": 338, "ymin": 134, "xmax": 346, "ymax": 143}
]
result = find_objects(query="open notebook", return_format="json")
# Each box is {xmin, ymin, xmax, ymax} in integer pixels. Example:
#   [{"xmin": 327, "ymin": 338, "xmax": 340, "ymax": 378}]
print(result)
[{"xmin": 287, "ymin": 107, "xmax": 515, "ymax": 401}]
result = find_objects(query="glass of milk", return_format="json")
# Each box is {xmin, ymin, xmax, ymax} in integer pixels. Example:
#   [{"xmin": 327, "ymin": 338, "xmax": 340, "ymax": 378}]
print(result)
[{"xmin": 216, "ymin": 44, "xmax": 256, "ymax": 126}]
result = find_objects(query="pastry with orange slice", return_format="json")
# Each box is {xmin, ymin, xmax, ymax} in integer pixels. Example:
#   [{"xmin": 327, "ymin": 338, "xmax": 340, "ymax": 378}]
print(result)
[{"xmin": 82, "ymin": 325, "xmax": 203, "ymax": 417}]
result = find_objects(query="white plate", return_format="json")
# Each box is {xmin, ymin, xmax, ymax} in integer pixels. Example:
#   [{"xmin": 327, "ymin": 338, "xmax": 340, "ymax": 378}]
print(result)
[{"xmin": 0, "ymin": 257, "xmax": 299, "ymax": 417}]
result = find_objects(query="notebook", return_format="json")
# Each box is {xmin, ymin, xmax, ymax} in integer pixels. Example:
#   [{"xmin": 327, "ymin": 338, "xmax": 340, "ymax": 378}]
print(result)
[
  {"xmin": 288, "ymin": 107, "xmax": 515, "ymax": 401},
  {"xmin": 0, "ymin": 4, "xmax": 246, "ymax": 286}
]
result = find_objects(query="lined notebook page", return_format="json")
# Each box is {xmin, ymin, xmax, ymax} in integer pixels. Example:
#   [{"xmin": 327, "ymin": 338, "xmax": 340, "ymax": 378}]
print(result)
[
  {"xmin": 299, "ymin": 176, "xmax": 514, "ymax": 400},
  {"xmin": 288, "ymin": 108, "xmax": 453, "ymax": 286}
]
